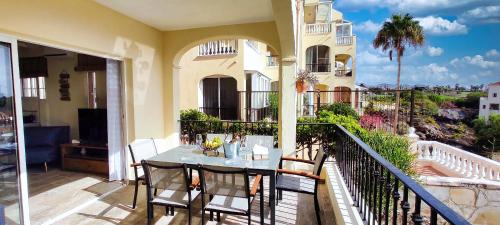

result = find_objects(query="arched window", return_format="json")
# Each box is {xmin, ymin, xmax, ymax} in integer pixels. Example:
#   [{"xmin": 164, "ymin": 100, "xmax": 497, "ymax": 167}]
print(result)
[{"xmin": 306, "ymin": 45, "xmax": 330, "ymax": 72}]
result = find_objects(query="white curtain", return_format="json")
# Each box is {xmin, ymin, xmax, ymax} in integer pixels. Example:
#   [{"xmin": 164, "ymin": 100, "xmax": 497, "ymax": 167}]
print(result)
[{"xmin": 106, "ymin": 59, "xmax": 125, "ymax": 181}]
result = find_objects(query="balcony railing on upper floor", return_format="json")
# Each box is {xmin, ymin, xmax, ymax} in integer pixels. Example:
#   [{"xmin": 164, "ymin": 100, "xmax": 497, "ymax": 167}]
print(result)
[
  {"xmin": 336, "ymin": 36, "xmax": 354, "ymax": 45},
  {"xmin": 198, "ymin": 40, "xmax": 238, "ymax": 56},
  {"xmin": 335, "ymin": 69, "xmax": 352, "ymax": 77},
  {"xmin": 306, "ymin": 63, "xmax": 331, "ymax": 73},
  {"xmin": 266, "ymin": 55, "xmax": 279, "ymax": 67},
  {"xmin": 306, "ymin": 23, "xmax": 331, "ymax": 34}
]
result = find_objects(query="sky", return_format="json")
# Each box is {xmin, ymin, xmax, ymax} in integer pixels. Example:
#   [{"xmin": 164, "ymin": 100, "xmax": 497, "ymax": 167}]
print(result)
[{"xmin": 334, "ymin": 0, "xmax": 500, "ymax": 87}]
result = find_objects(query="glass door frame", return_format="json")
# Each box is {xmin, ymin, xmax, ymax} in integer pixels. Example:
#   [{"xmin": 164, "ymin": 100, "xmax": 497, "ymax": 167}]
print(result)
[{"xmin": 0, "ymin": 34, "xmax": 31, "ymax": 225}]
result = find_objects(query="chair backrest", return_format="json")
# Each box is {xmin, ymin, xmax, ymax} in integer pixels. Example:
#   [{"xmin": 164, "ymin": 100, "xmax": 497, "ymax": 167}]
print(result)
[
  {"xmin": 313, "ymin": 148, "xmax": 328, "ymax": 176},
  {"xmin": 245, "ymin": 135, "xmax": 274, "ymax": 150},
  {"xmin": 128, "ymin": 138, "xmax": 158, "ymax": 164},
  {"xmin": 206, "ymin": 133, "xmax": 232, "ymax": 142},
  {"xmin": 141, "ymin": 160, "xmax": 190, "ymax": 196},
  {"xmin": 199, "ymin": 165, "xmax": 249, "ymax": 198}
]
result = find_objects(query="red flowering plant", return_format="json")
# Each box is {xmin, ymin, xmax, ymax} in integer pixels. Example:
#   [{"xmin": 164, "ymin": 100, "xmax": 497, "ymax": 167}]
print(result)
[{"xmin": 360, "ymin": 114, "xmax": 384, "ymax": 131}]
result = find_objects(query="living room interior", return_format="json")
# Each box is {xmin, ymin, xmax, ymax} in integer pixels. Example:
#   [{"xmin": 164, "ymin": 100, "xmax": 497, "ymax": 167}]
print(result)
[{"xmin": 15, "ymin": 41, "xmax": 124, "ymax": 224}]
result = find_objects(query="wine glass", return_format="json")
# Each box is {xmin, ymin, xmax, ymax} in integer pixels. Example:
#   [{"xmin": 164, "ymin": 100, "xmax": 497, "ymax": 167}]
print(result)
[{"xmin": 195, "ymin": 134, "xmax": 203, "ymax": 149}]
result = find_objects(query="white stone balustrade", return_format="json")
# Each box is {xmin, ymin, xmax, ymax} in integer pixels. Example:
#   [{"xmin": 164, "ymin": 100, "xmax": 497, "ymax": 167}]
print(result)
[
  {"xmin": 416, "ymin": 141, "xmax": 500, "ymax": 182},
  {"xmin": 336, "ymin": 36, "xmax": 353, "ymax": 45},
  {"xmin": 305, "ymin": 23, "xmax": 331, "ymax": 34},
  {"xmin": 198, "ymin": 40, "xmax": 237, "ymax": 56}
]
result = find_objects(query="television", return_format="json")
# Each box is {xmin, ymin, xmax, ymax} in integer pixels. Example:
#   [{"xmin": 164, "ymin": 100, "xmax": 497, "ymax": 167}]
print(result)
[{"xmin": 78, "ymin": 108, "xmax": 107, "ymax": 146}]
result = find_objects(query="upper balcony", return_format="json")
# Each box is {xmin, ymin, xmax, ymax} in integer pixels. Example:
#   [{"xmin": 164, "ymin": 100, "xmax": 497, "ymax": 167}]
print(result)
[
  {"xmin": 198, "ymin": 39, "xmax": 238, "ymax": 57},
  {"xmin": 306, "ymin": 23, "xmax": 332, "ymax": 35},
  {"xmin": 335, "ymin": 21, "xmax": 354, "ymax": 46}
]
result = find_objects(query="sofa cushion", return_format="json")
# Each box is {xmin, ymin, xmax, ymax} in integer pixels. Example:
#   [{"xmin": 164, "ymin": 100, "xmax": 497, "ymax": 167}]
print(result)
[
  {"xmin": 25, "ymin": 146, "xmax": 58, "ymax": 164},
  {"xmin": 24, "ymin": 127, "xmax": 64, "ymax": 147}
]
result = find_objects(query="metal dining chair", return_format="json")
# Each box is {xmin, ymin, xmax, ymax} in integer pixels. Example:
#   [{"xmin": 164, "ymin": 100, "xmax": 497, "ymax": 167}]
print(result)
[
  {"xmin": 141, "ymin": 160, "xmax": 200, "ymax": 225},
  {"xmin": 244, "ymin": 135, "xmax": 274, "ymax": 159},
  {"xmin": 198, "ymin": 165, "xmax": 263, "ymax": 225},
  {"xmin": 128, "ymin": 138, "xmax": 159, "ymax": 209},
  {"xmin": 276, "ymin": 148, "xmax": 328, "ymax": 225}
]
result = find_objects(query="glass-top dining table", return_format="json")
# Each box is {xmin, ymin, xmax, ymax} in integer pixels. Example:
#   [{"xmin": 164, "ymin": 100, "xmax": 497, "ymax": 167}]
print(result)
[{"xmin": 147, "ymin": 145, "xmax": 283, "ymax": 225}]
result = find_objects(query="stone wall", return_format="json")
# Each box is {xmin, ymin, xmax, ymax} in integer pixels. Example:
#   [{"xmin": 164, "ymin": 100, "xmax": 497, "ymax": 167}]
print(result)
[{"xmin": 423, "ymin": 177, "xmax": 500, "ymax": 225}]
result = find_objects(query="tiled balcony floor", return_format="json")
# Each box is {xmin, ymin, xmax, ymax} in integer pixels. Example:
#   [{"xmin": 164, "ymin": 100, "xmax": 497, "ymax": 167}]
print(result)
[{"xmin": 53, "ymin": 177, "xmax": 337, "ymax": 225}]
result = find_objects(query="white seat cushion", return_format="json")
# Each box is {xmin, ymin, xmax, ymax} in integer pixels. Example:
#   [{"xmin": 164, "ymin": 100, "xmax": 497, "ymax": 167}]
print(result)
[
  {"xmin": 151, "ymin": 189, "xmax": 201, "ymax": 207},
  {"xmin": 205, "ymin": 195, "xmax": 253, "ymax": 214}
]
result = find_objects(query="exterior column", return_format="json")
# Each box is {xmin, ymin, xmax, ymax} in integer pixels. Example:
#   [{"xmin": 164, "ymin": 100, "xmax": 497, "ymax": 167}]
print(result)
[
  {"xmin": 279, "ymin": 58, "xmax": 297, "ymax": 156},
  {"xmin": 166, "ymin": 64, "xmax": 181, "ymax": 147}
]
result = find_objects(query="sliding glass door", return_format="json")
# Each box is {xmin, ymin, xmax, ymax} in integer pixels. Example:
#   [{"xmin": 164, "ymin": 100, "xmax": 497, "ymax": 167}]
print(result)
[{"xmin": 0, "ymin": 36, "xmax": 29, "ymax": 225}]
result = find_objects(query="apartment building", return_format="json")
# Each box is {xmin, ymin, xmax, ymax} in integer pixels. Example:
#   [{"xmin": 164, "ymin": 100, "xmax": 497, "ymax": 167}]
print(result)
[{"xmin": 179, "ymin": 0, "xmax": 358, "ymax": 120}]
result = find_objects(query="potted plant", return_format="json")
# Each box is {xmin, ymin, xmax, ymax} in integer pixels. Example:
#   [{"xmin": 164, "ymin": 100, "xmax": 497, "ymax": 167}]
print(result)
[{"xmin": 296, "ymin": 69, "xmax": 318, "ymax": 93}]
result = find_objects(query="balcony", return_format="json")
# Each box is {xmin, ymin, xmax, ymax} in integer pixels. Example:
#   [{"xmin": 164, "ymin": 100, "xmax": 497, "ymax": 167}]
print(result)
[
  {"xmin": 305, "ymin": 23, "xmax": 331, "ymax": 35},
  {"xmin": 266, "ymin": 55, "xmax": 279, "ymax": 67},
  {"xmin": 198, "ymin": 39, "xmax": 238, "ymax": 56},
  {"xmin": 336, "ymin": 36, "xmax": 354, "ymax": 46},
  {"xmin": 335, "ymin": 69, "xmax": 352, "ymax": 77}
]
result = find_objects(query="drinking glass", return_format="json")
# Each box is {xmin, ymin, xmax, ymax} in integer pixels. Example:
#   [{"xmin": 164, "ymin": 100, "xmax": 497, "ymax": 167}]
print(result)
[{"xmin": 195, "ymin": 134, "xmax": 203, "ymax": 149}]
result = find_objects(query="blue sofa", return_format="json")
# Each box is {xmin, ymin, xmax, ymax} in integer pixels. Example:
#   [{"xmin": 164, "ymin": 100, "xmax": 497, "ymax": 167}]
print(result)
[{"xmin": 24, "ymin": 126, "xmax": 70, "ymax": 169}]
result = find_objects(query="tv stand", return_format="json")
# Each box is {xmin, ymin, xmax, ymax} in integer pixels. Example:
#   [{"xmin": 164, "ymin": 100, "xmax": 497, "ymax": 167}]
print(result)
[{"xmin": 60, "ymin": 143, "xmax": 108, "ymax": 176}]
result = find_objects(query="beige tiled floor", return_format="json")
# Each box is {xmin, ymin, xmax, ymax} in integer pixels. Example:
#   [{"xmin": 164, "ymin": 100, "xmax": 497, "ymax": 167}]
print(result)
[{"xmin": 53, "ymin": 177, "xmax": 337, "ymax": 225}]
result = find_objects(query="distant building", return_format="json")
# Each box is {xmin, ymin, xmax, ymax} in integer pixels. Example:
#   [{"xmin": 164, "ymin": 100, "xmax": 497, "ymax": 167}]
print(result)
[{"xmin": 479, "ymin": 82, "xmax": 500, "ymax": 121}]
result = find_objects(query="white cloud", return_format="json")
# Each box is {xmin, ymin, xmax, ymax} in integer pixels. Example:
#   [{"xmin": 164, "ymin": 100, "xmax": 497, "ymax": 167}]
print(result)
[
  {"xmin": 451, "ymin": 55, "xmax": 498, "ymax": 68},
  {"xmin": 354, "ymin": 20, "xmax": 382, "ymax": 33},
  {"xmin": 486, "ymin": 49, "xmax": 499, "ymax": 57},
  {"xmin": 423, "ymin": 63, "xmax": 449, "ymax": 73},
  {"xmin": 458, "ymin": 5, "xmax": 500, "ymax": 24},
  {"xmin": 426, "ymin": 46, "xmax": 444, "ymax": 57},
  {"xmin": 336, "ymin": 0, "xmax": 497, "ymax": 15},
  {"xmin": 416, "ymin": 16, "xmax": 468, "ymax": 35},
  {"xmin": 357, "ymin": 50, "xmax": 389, "ymax": 65}
]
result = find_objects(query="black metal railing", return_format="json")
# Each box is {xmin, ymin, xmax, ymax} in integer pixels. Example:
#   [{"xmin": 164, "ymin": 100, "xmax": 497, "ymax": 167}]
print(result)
[
  {"xmin": 238, "ymin": 91, "xmax": 278, "ymax": 122},
  {"xmin": 306, "ymin": 63, "xmax": 331, "ymax": 72},
  {"xmin": 335, "ymin": 69, "xmax": 352, "ymax": 77},
  {"xmin": 334, "ymin": 124, "xmax": 470, "ymax": 225}
]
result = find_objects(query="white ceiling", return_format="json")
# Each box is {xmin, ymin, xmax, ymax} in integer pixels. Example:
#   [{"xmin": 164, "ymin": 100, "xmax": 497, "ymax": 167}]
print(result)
[{"xmin": 93, "ymin": 0, "xmax": 274, "ymax": 31}]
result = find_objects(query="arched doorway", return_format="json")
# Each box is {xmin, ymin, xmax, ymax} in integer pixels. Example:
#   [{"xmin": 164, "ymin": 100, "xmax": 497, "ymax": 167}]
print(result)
[
  {"xmin": 306, "ymin": 45, "xmax": 330, "ymax": 72},
  {"xmin": 334, "ymin": 86, "xmax": 351, "ymax": 103},
  {"xmin": 201, "ymin": 76, "xmax": 238, "ymax": 120}
]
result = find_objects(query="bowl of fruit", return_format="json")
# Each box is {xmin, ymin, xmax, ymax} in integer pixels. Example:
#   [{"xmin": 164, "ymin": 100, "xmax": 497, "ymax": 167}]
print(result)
[{"xmin": 202, "ymin": 137, "xmax": 223, "ymax": 156}]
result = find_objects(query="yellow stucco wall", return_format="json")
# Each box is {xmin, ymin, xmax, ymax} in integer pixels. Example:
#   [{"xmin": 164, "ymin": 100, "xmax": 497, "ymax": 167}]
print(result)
[{"xmin": 0, "ymin": 0, "xmax": 165, "ymax": 141}]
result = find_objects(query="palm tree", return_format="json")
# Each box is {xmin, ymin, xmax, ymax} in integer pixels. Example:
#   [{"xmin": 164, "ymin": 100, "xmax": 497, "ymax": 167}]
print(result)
[{"xmin": 373, "ymin": 13, "xmax": 424, "ymax": 133}]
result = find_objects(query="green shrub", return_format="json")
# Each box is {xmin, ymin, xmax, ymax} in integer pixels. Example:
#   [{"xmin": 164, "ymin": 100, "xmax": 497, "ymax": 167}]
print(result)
[
  {"xmin": 419, "ymin": 98, "xmax": 439, "ymax": 116},
  {"xmin": 455, "ymin": 92, "xmax": 487, "ymax": 108},
  {"xmin": 473, "ymin": 115, "xmax": 500, "ymax": 153},
  {"xmin": 268, "ymin": 92, "xmax": 279, "ymax": 120},
  {"xmin": 180, "ymin": 109, "xmax": 208, "ymax": 121},
  {"xmin": 359, "ymin": 131, "xmax": 415, "ymax": 176},
  {"xmin": 319, "ymin": 103, "xmax": 360, "ymax": 120},
  {"xmin": 316, "ymin": 110, "xmax": 365, "ymax": 136},
  {"xmin": 427, "ymin": 94, "xmax": 457, "ymax": 106}
]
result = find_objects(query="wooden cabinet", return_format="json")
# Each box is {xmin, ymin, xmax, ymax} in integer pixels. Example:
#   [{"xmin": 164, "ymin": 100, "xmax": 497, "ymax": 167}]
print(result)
[{"xmin": 60, "ymin": 144, "xmax": 108, "ymax": 176}]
